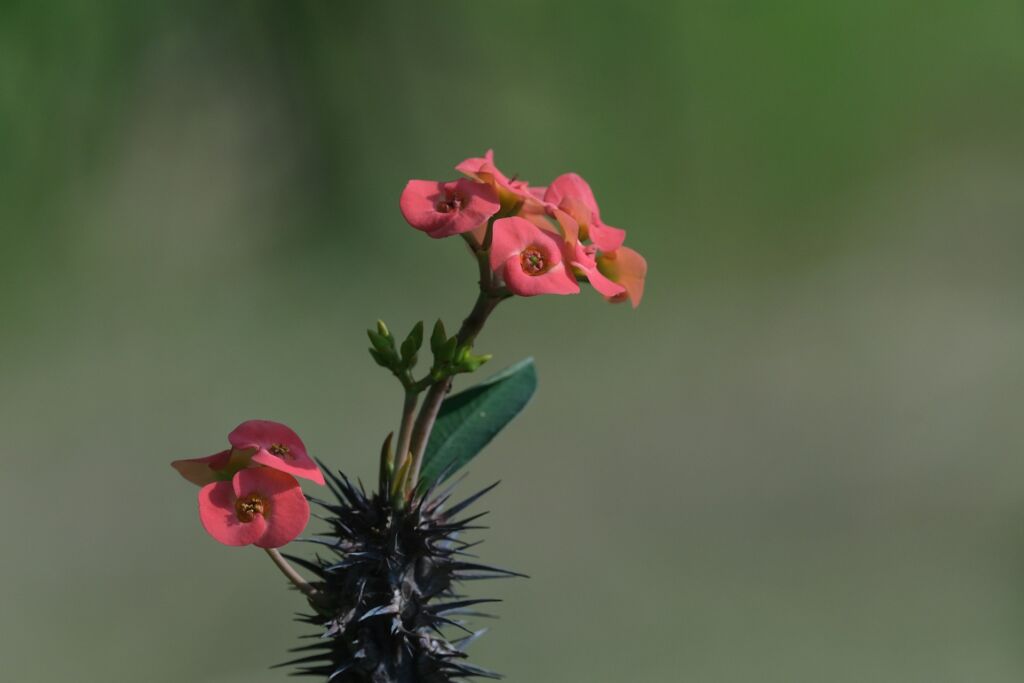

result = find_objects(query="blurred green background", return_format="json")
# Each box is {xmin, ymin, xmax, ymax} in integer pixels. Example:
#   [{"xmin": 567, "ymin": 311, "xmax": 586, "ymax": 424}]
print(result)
[{"xmin": 2, "ymin": 2, "xmax": 1024, "ymax": 681}]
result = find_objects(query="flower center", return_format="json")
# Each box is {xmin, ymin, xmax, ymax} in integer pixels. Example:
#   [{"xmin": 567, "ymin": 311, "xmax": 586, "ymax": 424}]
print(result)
[
  {"xmin": 520, "ymin": 247, "xmax": 546, "ymax": 275},
  {"xmin": 269, "ymin": 442, "xmax": 291, "ymax": 459},
  {"xmin": 435, "ymin": 191, "xmax": 464, "ymax": 213},
  {"xmin": 234, "ymin": 493, "xmax": 267, "ymax": 522}
]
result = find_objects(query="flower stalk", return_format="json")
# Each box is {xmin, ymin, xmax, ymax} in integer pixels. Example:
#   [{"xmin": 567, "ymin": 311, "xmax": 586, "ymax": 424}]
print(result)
[
  {"xmin": 405, "ymin": 292, "xmax": 503, "ymax": 493},
  {"xmin": 264, "ymin": 548, "xmax": 318, "ymax": 598}
]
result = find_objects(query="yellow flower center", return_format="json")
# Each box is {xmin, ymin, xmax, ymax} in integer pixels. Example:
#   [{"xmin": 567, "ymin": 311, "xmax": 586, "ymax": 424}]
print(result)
[
  {"xmin": 235, "ymin": 493, "xmax": 267, "ymax": 522},
  {"xmin": 269, "ymin": 443, "xmax": 291, "ymax": 459}
]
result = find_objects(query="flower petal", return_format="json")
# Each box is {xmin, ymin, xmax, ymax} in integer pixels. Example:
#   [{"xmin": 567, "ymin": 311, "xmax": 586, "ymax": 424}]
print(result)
[
  {"xmin": 491, "ymin": 217, "xmax": 579, "ymax": 297},
  {"xmin": 229, "ymin": 419, "xmax": 325, "ymax": 485},
  {"xmin": 597, "ymin": 246, "xmax": 647, "ymax": 308},
  {"xmin": 588, "ymin": 221, "xmax": 627, "ymax": 253},
  {"xmin": 544, "ymin": 173, "xmax": 600, "ymax": 219},
  {"xmin": 544, "ymin": 173, "xmax": 627, "ymax": 252},
  {"xmin": 171, "ymin": 450, "xmax": 232, "ymax": 486},
  {"xmin": 456, "ymin": 150, "xmax": 539, "ymax": 211},
  {"xmin": 231, "ymin": 468, "xmax": 310, "ymax": 548},
  {"xmin": 504, "ymin": 259, "xmax": 580, "ymax": 296},
  {"xmin": 400, "ymin": 179, "xmax": 499, "ymax": 238},
  {"xmin": 489, "ymin": 216, "xmax": 539, "ymax": 267},
  {"xmin": 198, "ymin": 481, "xmax": 266, "ymax": 546},
  {"xmin": 568, "ymin": 243, "xmax": 626, "ymax": 299}
]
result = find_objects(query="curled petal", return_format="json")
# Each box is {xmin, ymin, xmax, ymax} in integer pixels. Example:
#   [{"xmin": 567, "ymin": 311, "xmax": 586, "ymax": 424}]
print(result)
[
  {"xmin": 229, "ymin": 419, "xmax": 325, "ymax": 485},
  {"xmin": 544, "ymin": 173, "xmax": 600, "ymax": 215},
  {"xmin": 172, "ymin": 450, "xmax": 232, "ymax": 486},
  {"xmin": 171, "ymin": 449, "xmax": 255, "ymax": 486},
  {"xmin": 456, "ymin": 150, "xmax": 540, "ymax": 212},
  {"xmin": 597, "ymin": 247, "xmax": 647, "ymax": 308},
  {"xmin": 569, "ymin": 243, "xmax": 626, "ymax": 299},
  {"xmin": 587, "ymin": 221, "xmax": 626, "ymax": 253},
  {"xmin": 544, "ymin": 173, "xmax": 626, "ymax": 252}
]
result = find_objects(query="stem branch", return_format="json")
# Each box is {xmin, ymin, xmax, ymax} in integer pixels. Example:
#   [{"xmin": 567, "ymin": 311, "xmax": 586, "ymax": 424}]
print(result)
[
  {"xmin": 406, "ymin": 290, "xmax": 502, "ymax": 490},
  {"xmin": 393, "ymin": 390, "xmax": 419, "ymax": 475},
  {"xmin": 401, "ymin": 224, "xmax": 506, "ymax": 496}
]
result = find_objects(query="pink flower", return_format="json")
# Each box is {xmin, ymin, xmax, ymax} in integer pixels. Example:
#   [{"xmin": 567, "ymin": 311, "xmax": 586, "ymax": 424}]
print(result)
[
  {"xmin": 228, "ymin": 420, "xmax": 325, "ymax": 486},
  {"xmin": 523, "ymin": 204, "xmax": 625, "ymax": 300},
  {"xmin": 489, "ymin": 217, "xmax": 579, "ymax": 297},
  {"xmin": 596, "ymin": 247, "xmax": 648, "ymax": 308},
  {"xmin": 198, "ymin": 467, "xmax": 310, "ymax": 548},
  {"xmin": 171, "ymin": 448, "xmax": 254, "ymax": 486},
  {"xmin": 456, "ymin": 150, "xmax": 541, "ymax": 213},
  {"xmin": 543, "ymin": 173, "xmax": 626, "ymax": 253},
  {"xmin": 400, "ymin": 178, "xmax": 500, "ymax": 238}
]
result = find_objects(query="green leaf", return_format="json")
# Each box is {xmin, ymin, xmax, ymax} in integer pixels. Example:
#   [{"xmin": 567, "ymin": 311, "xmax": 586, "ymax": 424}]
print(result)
[
  {"xmin": 436, "ymin": 337, "xmax": 458, "ymax": 366},
  {"xmin": 419, "ymin": 358, "xmax": 538, "ymax": 488}
]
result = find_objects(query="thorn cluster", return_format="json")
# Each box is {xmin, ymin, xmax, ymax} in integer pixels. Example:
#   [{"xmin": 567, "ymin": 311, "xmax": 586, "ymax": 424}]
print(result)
[{"xmin": 280, "ymin": 467, "xmax": 522, "ymax": 682}]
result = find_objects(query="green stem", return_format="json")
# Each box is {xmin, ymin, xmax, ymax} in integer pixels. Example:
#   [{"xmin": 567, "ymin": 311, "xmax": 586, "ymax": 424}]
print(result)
[
  {"xmin": 403, "ymin": 224, "xmax": 507, "ymax": 496},
  {"xmin": 406, "ymin": 290, "xmax": 502, "ymax": 492},
  {"xmin": 392, "ymin": 390, "xmax": 419, "ymax": 476}
]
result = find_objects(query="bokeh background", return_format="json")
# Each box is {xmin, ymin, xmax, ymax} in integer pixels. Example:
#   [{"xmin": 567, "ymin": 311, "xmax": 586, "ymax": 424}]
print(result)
[{"xmin": 3, "ymin": 2, "xmax": 1024, "ymax": 681}]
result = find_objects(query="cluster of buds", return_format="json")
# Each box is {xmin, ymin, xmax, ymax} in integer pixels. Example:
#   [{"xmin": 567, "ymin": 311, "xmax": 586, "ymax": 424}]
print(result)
[
  {"xmin": 171, "ymin": 420, "xmax": 322, "ymax": 548},
  {"xmin": 368, "ymin": 318, "xmax": 493, "ymax": 392},
  {"xmin": 400, "ymin": 150, "xmax": 646, "ymax": 306}
]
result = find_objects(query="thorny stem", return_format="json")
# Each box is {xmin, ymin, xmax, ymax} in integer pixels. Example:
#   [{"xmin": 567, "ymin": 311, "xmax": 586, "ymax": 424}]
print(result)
[{"xmin": 264, "ymin": 548, "xmax": 318, "ymax": 598}]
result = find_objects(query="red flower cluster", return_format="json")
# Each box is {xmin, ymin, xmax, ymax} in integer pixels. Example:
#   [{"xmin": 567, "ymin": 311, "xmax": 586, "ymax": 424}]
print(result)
[
  {"xmin": 171, "ymin": 420, "xmax": 322, "ymax": 548},
  {"xmin": 400, "ymin": 150, "xmax": 647, "ymax": 307}
]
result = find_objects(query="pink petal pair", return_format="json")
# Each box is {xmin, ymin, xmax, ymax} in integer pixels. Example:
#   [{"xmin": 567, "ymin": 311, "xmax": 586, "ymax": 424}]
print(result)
[
  {"xmin": 400, "ymin": 178, "xmax": 500, "ymax": 238},
  {"xmin": 538, "ymin": 174, "xmax": 646, "ymax": 307},
  {"xmin": 171, "ymin": 420, "xmax": 323, "ymax": 548},
  {"xmin": 456, "ymin": 149, "xmax": 544, "ymax": 213},
  {"xmin": 543, "ymin": 173, "xmax": 626, "ymax": 253},
  {"xmin": 229, "ymin": 420, "xmax": 325, "ymax": 486},
  {"xmin": 171, "ymin": 420, "xmax": 325, "ymax": 487},
  {"xmin": 198, "ymin": 467, "xmax": 309, "ymax": 548},
  {"xmin": 489, "ymin": 217, "xmax": 579, "ymax": 297}
]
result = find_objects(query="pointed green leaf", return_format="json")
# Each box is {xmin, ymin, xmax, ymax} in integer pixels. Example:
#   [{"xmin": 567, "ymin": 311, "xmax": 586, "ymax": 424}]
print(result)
[
  {"xmin": 419, "ymin": 358, "xmax": 538, "ymax": 488},
  {"xmin": 400, "ymin": 321, "xmax": 424, "ymax": 365},
  {"xmin": 430, "ymin": 319, "xmax": 445, "ymax": 352}
]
